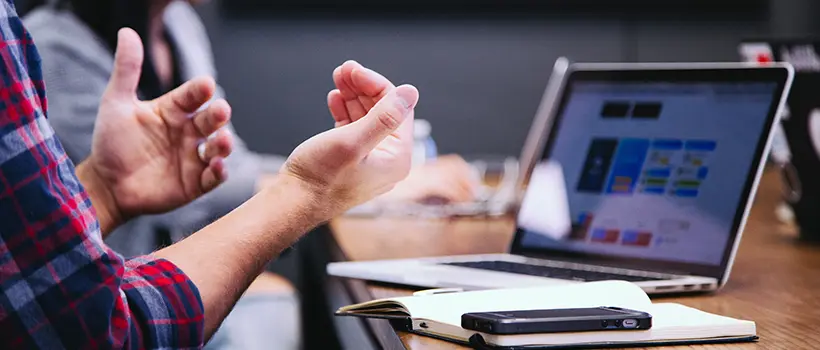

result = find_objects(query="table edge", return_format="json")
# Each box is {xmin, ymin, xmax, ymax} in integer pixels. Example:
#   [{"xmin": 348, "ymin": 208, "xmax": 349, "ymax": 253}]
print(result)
[{"xmin": 327, "ymin": 230, "xmax": 408, "ymax": 350}]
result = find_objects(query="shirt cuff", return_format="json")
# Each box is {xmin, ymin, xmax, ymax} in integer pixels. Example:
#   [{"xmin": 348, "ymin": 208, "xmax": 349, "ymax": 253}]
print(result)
[{"xmin": 122, "ymin": 256, "xmax": 205, "ymax": 349}]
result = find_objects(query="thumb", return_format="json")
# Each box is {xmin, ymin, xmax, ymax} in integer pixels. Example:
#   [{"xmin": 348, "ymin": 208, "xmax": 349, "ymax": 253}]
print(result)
[
  {"xmin": 106, "ymin": 28, "xmax": 143, "ymax": 98},
  {"xmin": 347, "ymin": 84, "xmax": 419, "ymax": 153}
]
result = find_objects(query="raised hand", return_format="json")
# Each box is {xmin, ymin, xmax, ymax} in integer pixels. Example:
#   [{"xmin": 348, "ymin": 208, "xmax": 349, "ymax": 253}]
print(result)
[
  {"xmin": 327, "ymin": 60, "xmax": 396, "ymax": 127},
  {"xmin": 326, "ymin": 60, "xmax": 479, "ymax": 204},
  {"xmin": 281, "ymin": 63, "xmax": 418, "ymax": 217},
  {"xmin": 82, "ymin": 28, "xmax": 233, "ymax": 227}
]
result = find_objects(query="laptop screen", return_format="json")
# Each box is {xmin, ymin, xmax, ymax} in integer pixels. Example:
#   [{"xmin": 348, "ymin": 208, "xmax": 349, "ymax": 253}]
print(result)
[{"xmin": 515, "ymin": 73, "xmax": 782, "ymax": 274}]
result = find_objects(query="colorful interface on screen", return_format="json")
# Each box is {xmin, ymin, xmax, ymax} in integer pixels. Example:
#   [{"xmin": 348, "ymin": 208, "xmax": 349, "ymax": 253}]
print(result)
[{"xmin": 519, "ymin": 81, "xmax": 777, "ymax": 265}]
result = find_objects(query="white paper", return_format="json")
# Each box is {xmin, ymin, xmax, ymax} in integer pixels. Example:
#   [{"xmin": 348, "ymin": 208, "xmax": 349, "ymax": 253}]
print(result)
[{"xmin": 516, "ymin": 161, "xmax": 572, "ymax": 240}]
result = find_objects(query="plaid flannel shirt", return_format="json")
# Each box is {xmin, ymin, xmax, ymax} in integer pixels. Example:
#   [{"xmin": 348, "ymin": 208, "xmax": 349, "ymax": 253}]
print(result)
[{"xmin": 0, "ymin": 2, "xmax": 205, "ymax": 349}]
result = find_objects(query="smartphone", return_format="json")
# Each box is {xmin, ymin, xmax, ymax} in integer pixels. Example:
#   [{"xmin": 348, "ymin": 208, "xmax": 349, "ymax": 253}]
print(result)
[{"xmin": 461, "ymin": 307, "xmax": 652, "ymax": 335}]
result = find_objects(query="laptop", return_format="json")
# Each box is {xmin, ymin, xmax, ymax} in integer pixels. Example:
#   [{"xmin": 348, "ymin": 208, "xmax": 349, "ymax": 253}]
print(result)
[{"xmin": 328, "ymin": 61, "xmax": 794, "ymax": 295}]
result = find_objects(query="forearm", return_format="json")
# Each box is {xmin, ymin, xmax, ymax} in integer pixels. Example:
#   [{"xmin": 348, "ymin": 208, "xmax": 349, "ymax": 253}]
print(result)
[
  {"xmin": 76, "ymin": 160, "xmax": 124, "ymax": 236},
  {"xmin": 153, "ymin": 174, "xmax": 323, "ymax": 338}
]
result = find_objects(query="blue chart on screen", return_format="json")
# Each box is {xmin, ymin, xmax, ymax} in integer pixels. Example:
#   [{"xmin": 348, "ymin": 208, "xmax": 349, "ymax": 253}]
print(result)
[{"xmin": 604, "ymin": 138, "xmax": 650, "ymax": 195}]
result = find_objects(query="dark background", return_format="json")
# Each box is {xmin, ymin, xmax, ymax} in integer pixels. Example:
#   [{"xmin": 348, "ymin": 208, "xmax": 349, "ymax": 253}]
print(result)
[
  {"xmin": 16, "ymin": 0, "xmax": 820, "ymax": 158},
  {"xmin": 191, "ymin": 0, "xmax": 820, "ymax": 158}
]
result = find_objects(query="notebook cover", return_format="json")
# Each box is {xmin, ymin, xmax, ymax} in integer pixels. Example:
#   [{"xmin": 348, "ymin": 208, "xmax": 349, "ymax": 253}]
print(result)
[
  {"xmin": 334, "ymin": 312, "xmax": 411, "ymax": 321},
  {"xmin": 336, "ymin": 312, "xmax": 760, "ymax": 349},
  {"xmin": 465, "ymin": 333, "xmax": 760, "ymax": 350}
]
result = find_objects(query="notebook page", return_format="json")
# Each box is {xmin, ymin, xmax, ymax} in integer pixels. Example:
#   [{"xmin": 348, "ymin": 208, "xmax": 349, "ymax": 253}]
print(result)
[
  {"xmin": 642, "ymin": 303, "xmax": 756, "ymax": 338},
  {"xmin": 395, "ymin": 281, "xmax": 651, "ymax": 326}
]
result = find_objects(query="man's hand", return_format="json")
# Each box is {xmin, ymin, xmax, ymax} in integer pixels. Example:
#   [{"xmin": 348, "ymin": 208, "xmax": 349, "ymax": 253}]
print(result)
[
  {"xmin": 326, "ymin": 61, "xmax": 478, "ymax": 205},
  {"xmin": 279, "ymin": 62, "xmax": 419, "ymax": 218},
  {"xmin": 78, "ymin": 28, "xmax": 233, "ymax": 234},
  {"xmin": 381, "ymin": 155, "xmax": 480, "ymax": 204}
]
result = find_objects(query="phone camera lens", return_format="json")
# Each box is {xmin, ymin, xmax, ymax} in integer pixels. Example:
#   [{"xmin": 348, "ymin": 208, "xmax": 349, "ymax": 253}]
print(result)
[
  {"xmin": 601, "ymin": 320, "xmax": 608, "ymax": 328},
  {"xmin": 614, "ymin": 319, "xmax": 622, "ymax": 327}
]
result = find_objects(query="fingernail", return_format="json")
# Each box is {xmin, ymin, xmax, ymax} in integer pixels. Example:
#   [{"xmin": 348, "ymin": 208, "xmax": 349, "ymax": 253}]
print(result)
[
  {"xmin": 395, "ymin": 85, "xmax": 418, "ymax": 110},
  {"xmin": 361, "ymin": 67, "xmax": 381, "ymax": 81},
  {"xmin": 197, "ymin": 142, "xmax": 207, "ymax": 161}
]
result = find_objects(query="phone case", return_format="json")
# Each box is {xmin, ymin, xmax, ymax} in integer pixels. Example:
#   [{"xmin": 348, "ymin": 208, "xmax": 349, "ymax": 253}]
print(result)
[{"xmin": 462, "ymin": 307, "xmax": 652, "ymax": 335}]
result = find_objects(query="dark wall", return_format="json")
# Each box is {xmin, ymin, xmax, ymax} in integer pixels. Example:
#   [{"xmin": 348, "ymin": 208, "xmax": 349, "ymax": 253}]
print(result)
[{"xmin": 195, "ymin": 0, "xmax": 816, "ymax": 158}]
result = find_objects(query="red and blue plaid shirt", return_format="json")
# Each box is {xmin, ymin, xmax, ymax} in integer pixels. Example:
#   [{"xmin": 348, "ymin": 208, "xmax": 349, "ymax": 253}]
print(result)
[{"xmin": 0, "ymin": 2, "xmax": 205, "ymax": 349}]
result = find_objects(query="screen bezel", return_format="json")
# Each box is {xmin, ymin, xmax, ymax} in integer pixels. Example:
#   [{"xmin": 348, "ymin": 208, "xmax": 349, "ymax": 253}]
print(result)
[{"xmin": 510, "ymin": 64, "xmax": 792, "ymax": 279}]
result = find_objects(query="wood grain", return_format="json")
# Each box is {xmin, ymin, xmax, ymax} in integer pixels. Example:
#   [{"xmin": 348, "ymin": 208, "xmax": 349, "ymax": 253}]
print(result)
[{"xmin": 330, "ymin": 168, "xmax": 820, "ymax": 349}]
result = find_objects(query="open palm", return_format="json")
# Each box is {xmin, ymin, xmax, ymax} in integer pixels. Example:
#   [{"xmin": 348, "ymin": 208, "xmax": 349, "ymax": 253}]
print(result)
[{"xmin": 86, "ymin": 29, "xmax": 233, "ymax": 219}]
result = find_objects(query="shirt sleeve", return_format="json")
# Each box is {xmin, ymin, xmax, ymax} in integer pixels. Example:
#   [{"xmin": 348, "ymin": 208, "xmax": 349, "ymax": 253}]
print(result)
[{"xmin": 0, "ymin": 2, "xmax": 204, "ymax": 349}]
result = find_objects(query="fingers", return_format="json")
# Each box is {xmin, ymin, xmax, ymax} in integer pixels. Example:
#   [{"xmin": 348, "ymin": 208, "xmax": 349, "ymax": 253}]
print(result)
[
  {"xmin": 192, "ymin": 99, "xmax": 232, "ymax": 137},
  {"xmin": 201, "ymin": 157, "xmax": 228, "ymax": 193},
  {"xmin": 345, "ymin": 85, "xmax": 419, "ymax": 153},
  {"xmin": 431, "ymin": 182, "xmax": 475, "ymax": 203},
  {"xmin": 327, "ymin": 89, "xmax": 350, "ymax": 127},
  {"xmin": 350, "ymin": 85, "xmax": 419, "ymax": 152},
  {"xmin": 410, "ymin": 180, "xmax": 474, "ymax": 204},
  {"xmin": 439, "ymin": 155, "xmax": 482, "ymax": 192},
  {"xmin": 333, "ymin": 64, "xmax": 368, "ymax": 120},
  {"xmin": 338, "ymin": 60, "xmax": 392, "ymax": 97},
  {"xmin": 350, "ymin": 64, "xmax": 393, "ymax": 99},
  {"xmin": 350, "ymin": 65, "xmax": 393, "ymax": 114},
  {"xmin": 332, "ymin": 62, "xmax": 358, "ymax": 99},
  {"xmin": 198, "ymin": 129, "xmax": 233, "ymax": 162},
  {"xmin": 444, "ymin": 165, "xmax": 481, "ymax": 202},
  {"xmin": 417, "ymin": 158, "xmax": 479, "ymax": 203},
  {"xmin": 155, "ymin": 77, "xmax": 217, "ymax": 122},
  {"xmin": 106, "ymin": 28, "xmax": 144, "ymax": 98},
  {"xmin": 454, "ymin": 173, "xmax": 480, "ymax": 202},
  {"xmin": 197, "ymin": 128, "xmax": 232, "ymax": 194},
  {"xmin": 331, "ymin": 60, "xmax": 396, "ymax": 123}
]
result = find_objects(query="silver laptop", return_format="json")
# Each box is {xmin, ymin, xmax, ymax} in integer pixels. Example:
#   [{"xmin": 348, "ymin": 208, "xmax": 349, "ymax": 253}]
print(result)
[{"xmin": 328, "ymin": 60, "xmax": 794, "ymax": 295}]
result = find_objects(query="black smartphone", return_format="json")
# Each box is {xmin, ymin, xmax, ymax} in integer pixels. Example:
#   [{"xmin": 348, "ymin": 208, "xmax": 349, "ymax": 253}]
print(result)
[{"xmin": 461, "ymin": 307, "xmax": 652, "ymax": 335}]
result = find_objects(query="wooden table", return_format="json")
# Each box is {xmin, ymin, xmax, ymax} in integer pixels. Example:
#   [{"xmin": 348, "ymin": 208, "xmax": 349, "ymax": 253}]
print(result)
[{"xmin": 328, "ymin": 169, "xmax": 820, "ymax": 349}]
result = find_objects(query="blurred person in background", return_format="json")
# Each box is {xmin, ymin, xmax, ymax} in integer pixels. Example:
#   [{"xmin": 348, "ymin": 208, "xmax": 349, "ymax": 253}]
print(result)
[{"xmin": 23, "ymin": 0, "xmax": 478, "ymax": 349}]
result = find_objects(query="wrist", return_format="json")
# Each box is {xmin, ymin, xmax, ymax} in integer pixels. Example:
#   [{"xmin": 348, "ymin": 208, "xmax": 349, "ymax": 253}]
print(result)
[
  {"xmin": 259, "ymin": 173, "xmax": 330, "ymax": 224},
  {"xmin": 255, "ymin": 173, "xmax": 280, "ymax": 193},
  {"xmin": 76, "ymin": 158, "xmax": 125, "ymax": 235}
]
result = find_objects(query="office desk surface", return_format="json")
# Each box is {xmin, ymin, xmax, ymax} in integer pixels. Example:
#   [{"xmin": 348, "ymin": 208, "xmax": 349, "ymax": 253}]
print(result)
[{"xmin": 330, "ymin": 169, "xmax": 820, "ymax": 349}]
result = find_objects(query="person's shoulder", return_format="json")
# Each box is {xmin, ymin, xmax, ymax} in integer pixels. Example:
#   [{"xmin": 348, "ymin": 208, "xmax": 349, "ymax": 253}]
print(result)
[
  {"xmin": 165, "ymin": 1, "xmax": 210, "ymax": 43},
  {"xmin": 0, "ymin": 0, "xmax": 16, "ymax": 17},
  {"xmin": 165, "ymin": 1, "xmax": 204, "ymax": 21},
  {"xmin": 24, "ymin": 7, "xmax": 113, "ymax": 77},
  {"xmin": 164, "ymin": 1, "xmax": 219, "ymax": 79},
  {"xmin": 26, "ymin": 7, "xmax": 79, "ymax": 44},
  {"xmin": 25, "ymin": 7, "xmax": 109, "ymax": 62}
]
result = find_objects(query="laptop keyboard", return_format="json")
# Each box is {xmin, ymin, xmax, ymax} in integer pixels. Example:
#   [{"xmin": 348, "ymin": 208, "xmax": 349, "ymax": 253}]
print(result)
[{"xmin": 441, "ymin": 260, "xmax": 669, "ymax": 282}]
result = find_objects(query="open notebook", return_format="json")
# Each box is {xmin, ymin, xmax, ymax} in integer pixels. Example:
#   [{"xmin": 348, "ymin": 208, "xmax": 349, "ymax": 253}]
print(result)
[{"xmin": 335, "ymin": 281, "xmax": 757, "ymax": 349}]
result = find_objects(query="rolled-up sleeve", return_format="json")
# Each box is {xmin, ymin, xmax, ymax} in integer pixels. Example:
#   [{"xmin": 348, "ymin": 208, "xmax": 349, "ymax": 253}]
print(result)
[
  {"xmin": 0, "ymin": 2, "xmax": 205, "ymax": 348},
  {"xmin": 122, "ymin": 257, "xmax": 205, "ymax": 349}
]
